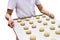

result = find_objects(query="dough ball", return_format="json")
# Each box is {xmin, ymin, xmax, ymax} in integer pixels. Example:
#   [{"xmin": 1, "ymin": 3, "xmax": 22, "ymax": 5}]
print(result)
[
  {"xmin": 36, "ymin": 16, "xmax": 40, "ymax": 19},
  {"xmin": 50, "ymin": 38, "xmax": 56, "ymax": 40},
  {"xmin": 39, "ymin": 27, "xmax": 44, "ymax": 32},
  {"xmin": 29, "ymin": 21, "xmax": 33, "ymax": 24},
  {"xmin": 40, "ymin": 14, "xmax": 44, "ymax": 16},
  {"xmin": 26, "ymin": 30, "xmax": 31, "ymax": 34},
  {"xmin": 43, "ymin": 22, "xmax": 48, "ymax": 25},
  {"xmin": 58, "ymin": 24, "xmax": 60, "ymax": 28},
  {"xmin": 20, "ymin": 22, "xmax": 25, "ymax": 26},
  {"xmin": 42, "ymin": 15, "xmax": 46, "ymax": 18},
  {"xmin": 25, "ymin": 18, "xmax": 30, "ymax": 21},
  {"xmin": 24, "ymin": 26, "xmax": 29, "ymax": 30},
  {"xmin": 46, "ymin": 17, "xmax": 50, "ymax": 21},
  {"xmin": 37, "ymin": 19, "xmax": 42, "ymax": 23},
  {"xmin": 55, "ymin": 30, "xmax": 60, "ymax": 35},
  {"xmin": 17, "ymin": 19, "xmax": 22, "ymax": 22},
  {"xmin": 51, "ymin": 20, "xmax": 55, "ymax": 24},
  {"xmin": 44, "ymin": 32, "xmax": 50, "ymax": 37},
  {"xmin": 30, "ymin": 35, "xmax": 36, "ymax": 40},
  {"xmin": 50, "ymin": 26, "xmax": 55, "ymax": 30},
  {"xmin": 32, "ymin": 24, "xmax": 36, "ymax": 28}
]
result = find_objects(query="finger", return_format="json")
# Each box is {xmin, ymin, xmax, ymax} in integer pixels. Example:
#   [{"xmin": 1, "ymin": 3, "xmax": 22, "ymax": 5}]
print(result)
[
  {"xmin": 11, "ymin": 22, "xmax": 14, "ymax": 27},
  {"xmin": 52, "ymin": 16, "xmax": 54, "ymax": 18},
  {"xmin": 49, "ymin": 14, "xmax": 54, "ymax": 18},
  {"xmin": 8, "ymin": 23, "xmax": 13, "ymax": 28},
  {"xmin": 10, "ymin": 25, "xmax": 13, "ymax": 28},
  {"xmin": 50, "ymin": 15, "xmax": 54, "ymax": 19},
  {"xmin": 51, "ymin": 14, "xmax": 54, "ymax": 18},
  {"xmin": 9, "ymin": 23, "xmax": 12, "ymax": 27},
  {"xmin": 11, "ymin": 24, "xmax": 14, "ymax": 28},
  {"xmin": 10, "ymin": 21, "xmax": 14, "ymax": 28},
  {"xmin": 8, "ymin": 23, "xmax": 10, "ymax": 26},
  {"xmin": 8, "ymin": 24, "xmax": 10, "ymax": 27}
]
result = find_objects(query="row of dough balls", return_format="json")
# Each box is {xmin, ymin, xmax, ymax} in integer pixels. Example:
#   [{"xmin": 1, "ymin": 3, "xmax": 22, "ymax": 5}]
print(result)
[
  {"xmin": 23, "ymin": 24, "xmax": 37, "ymax": 34},
  {"xmin": 25, "ymin": 16, "xmax": 50, "ymax": 21},
  {"xmin": 29, "ymin": 30, "xmax": 60, "ymax": 40},
  {"xmin": 24, "ymin": 26, "xmax": 55, "ymax": 31},
  {"xmin": 18, "ymin": 19, "xmax": 60, "ymax": 34},
  {"xmin": 18, "ymin": 20, "xmax": 56, "ymax": 26},
  {"xmin": 30, "ymin": 35, "xmax": 57, "ymax": 40},
  {"xmin": 17, "ymin": 18, "xmax": 60, "ymax": 28},
  {"xmin": 23, "ymin": 25, "xmax": 60, "ymax": 36},
  {"xmin": 23, "ymin": 14, "xmax": 47, "ymax": 20},
  {"xmin": 44, "ymin": 30, "xmax": 60, "ymax": 37},
  {"xmin": 17, "ymin": 15, "xmax": 54, "ymax": 26},
  {"xmin": 17, "ymin": 17, "xmax": 50, "ymax": 22},
  {"xmin": 39, "ymin": 27, "xmax": 60, "ymax": 35},
  {"xmin": 20, "ymin": 21, "xmax": 60, "ymax": 28},
  {"xmin": 17, "ymin": 17, "xmax": 56, "ymax": 26},
  {"xmin": 34, "ymin": 15, "xmax": 46, "ymax": 19},
  {"xmin": 17, "ymin": 15, "xmax": 50, "ymax": 22},
  {"xmin": 35, "ymin": 26, "xmax": 59, "ymax": 34}
]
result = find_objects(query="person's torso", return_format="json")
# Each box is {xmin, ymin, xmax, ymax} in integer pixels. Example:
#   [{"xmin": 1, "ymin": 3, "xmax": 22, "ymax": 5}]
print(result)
[{"xmin": 16, "ymin": 0, "xmax": 36, "ymax": 18}]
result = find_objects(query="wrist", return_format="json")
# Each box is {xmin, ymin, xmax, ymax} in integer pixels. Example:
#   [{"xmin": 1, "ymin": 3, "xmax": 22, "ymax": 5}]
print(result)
[
  {"xmin": 8, "ymin": 17, "xmax": 12, "ymax": 21},
  {"xmin": 41, "ymin": 8, "xmax": 50, "ymax": 15},
  {"xmin": 5, "ymin": 14, "xmax": 11, "ymax": 21}
]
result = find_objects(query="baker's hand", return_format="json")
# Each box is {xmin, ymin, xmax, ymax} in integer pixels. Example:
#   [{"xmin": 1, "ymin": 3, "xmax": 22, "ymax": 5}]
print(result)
[
  {"xmin": 8, "ymin": 18, "xmax": 14, "ymax": 28},
  {"xmin": 48, "ymin": 13, "xmax": 55, "ymax": 18}
]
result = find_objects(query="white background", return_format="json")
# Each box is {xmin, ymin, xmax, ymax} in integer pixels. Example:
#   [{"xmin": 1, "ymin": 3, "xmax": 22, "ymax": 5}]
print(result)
[{"xmin": 0, "ymin": 0, "xmax": 60, "ymax": 40}]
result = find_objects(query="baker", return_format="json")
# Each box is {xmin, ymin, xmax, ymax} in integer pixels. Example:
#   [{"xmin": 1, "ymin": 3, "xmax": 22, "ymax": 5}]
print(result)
[{"xmin": 5, "ymin": 0, "xmax": 54, "ymax": 40}]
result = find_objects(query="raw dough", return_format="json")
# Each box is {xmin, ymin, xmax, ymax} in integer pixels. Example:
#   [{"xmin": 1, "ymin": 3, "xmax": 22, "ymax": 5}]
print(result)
[
  {"xmin": 51, "ymin": 20, "xmax": 55, "ymax": 24},
  {"xmin": 58, "ymin": 24, "xmax": 60, "ymax": 28},
  {"xmin": 20, "ymin": 22, "xmax": 25, "ymax": 26},
  {"xmin": 39, "ymin": 27, "xmax": 44, "ymax": 32},
  {"xmin": 36, "ymin": 16, "xmax": 40, "ymax": 19},
  {"xmin": 55, "ymin": 30, "xmax": 60, "ymax": 35},
  {"xmin": 44, "ymin": 32, "xmax": 50, "ymax": 37},
  {"xmin": 43, "ymin": 22, "xmax": 48, "ymax": 25},
  {"xmin": 37, "ymin": 19, "xmax": 42, "ymax": 23},
  {"xmin": 25, "ymin": 18, "xmax": 30, "ymax": 21},
  {"xmin": 42, "ymin": 15, "xmax": 46, "ymax": 18},
  {"xmin": 24, "ymin": 26, "xmax": 29, "ymax": 30},
  {"xmin": 50, "ymin": 26, "xmax": 55, "ymax": 30},
  {"xmin": 50, "ymin": 38, "xmax": 56, "ymax": 40},
  {"xmin": 30, "ymin": 35, "xmax": 36, "ymax": 40},
  {"xmin": 29, "ymin": 21, "xmax": 33, "ymax": 24},
  {"xmin": 46, "ymin": 17, "xmax": 50, "ymax": 21},
  {"xmin": 26, "ymin": 30, "xmax": 31, "ymax": 34},
  {"xmin": 32, "ymin": 24, "xmax": 36, "ymax": 28},
  {"xmin": 17, "ymin": 19, "xmax": 22, "ymax": 22}
]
